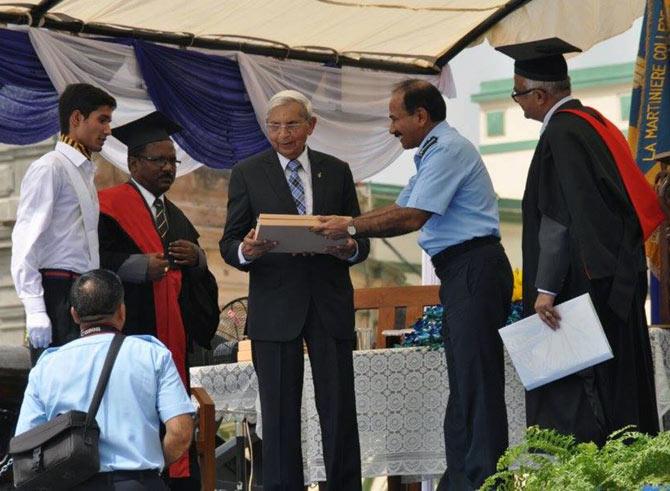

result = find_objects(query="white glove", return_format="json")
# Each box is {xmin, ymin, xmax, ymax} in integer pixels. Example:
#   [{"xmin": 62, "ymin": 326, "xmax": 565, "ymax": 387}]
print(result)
[{"xmin": 26, "ymin": 312, "xmax": 52, "ymax": 348}]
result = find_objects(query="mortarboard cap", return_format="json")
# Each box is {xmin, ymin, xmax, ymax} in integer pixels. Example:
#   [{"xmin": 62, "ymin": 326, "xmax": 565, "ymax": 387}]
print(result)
[
  {"xmin": 495, "ymin": 37, "xmax": 582, "ymax": 82},
  {"xmin": 112, "ymin": 111, "xmax": 181, "ymax": 152}
]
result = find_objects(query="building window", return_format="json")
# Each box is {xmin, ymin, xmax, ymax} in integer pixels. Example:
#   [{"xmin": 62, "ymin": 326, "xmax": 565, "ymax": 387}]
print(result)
[
  {"xmin": 486, "ymin": 111, "xmax": 505, "ymax": 137},
  {"xmin": 620, "ymin": 94, "xmax": 632, "ymax": 122}
]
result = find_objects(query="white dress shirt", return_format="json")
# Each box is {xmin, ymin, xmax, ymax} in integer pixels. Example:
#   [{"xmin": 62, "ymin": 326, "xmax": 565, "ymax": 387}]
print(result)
[{"xmin": 11, "ymin": 142, "xmax": 98, "ymax": 315}]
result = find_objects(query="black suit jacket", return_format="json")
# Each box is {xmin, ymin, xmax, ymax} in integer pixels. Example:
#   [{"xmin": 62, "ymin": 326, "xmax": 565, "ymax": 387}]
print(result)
[{"xmin": 220, "ymin": 148, "xmax": 370, "ymax": 341}]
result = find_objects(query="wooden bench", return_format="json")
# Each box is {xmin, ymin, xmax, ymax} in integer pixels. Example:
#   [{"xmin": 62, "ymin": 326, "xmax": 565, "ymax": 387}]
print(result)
[
  {"xmin": 354, "ymin": 285, "xmax": 440, "ymax": 349},
  {"xmin": 191, "ymin": 387, "xmax": 216, "ymax": 491}
]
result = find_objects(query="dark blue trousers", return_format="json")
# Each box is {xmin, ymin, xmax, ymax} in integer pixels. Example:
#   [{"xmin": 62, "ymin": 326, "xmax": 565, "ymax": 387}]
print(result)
[{"xmin": 434, "ymin": 241, "xmax": 512, "ymax": 490}]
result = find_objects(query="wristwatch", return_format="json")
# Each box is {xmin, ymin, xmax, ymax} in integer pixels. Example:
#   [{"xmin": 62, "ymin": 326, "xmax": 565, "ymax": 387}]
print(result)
[{"xmin": 347, "ymin": 221, "xmax": 357, "ymax": 237}]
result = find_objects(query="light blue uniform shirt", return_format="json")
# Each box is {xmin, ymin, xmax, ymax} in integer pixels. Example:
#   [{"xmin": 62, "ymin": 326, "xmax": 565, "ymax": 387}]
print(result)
[
  {"xmin": 15, "ymin": 333, "xmax": 194, "ymax": 472},
  {"xmin": 396, "ymin": 121, "xmax": 500, "ymax": 257}
]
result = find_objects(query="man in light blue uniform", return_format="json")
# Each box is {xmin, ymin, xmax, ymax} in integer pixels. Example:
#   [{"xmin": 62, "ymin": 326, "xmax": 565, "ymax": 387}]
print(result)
[
  {"xmin": 315, "ymin": 79, "xmax": 513, "ymax": 490},
  {"xmin": 15, "ymin": 269, "xmax": 194, "ymax": 490}
]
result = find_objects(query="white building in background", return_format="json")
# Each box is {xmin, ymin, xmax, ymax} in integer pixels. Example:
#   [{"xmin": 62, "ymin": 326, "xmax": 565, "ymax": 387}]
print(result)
[{"xmin": 471, "ymin": 61, "xmax": 635, "ymax": 270}]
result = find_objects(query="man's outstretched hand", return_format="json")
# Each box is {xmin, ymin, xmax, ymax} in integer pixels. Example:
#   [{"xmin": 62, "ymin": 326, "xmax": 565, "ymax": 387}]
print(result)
[{"xmin": 311, "ymin": 215, "xmax": 351, "ymax": 240}]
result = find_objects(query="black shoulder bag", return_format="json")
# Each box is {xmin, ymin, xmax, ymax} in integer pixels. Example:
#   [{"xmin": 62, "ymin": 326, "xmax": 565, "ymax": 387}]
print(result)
[{"xmin": 9, "ymin": 333, "xmax": 125, "ymax": 490}]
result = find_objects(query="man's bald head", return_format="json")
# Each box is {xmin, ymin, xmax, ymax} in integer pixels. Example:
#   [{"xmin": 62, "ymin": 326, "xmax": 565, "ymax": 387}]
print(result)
[{"xmin": 69, "ymin": 269, "xmax": 125, "ymax": 326}]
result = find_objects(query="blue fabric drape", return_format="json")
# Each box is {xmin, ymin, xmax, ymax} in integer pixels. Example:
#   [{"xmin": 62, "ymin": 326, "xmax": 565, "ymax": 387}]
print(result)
[
  {"xmin": 0, "ymin": 28, "xmax": 59, "ymax": 145},
  {"xmin": 133, "ymin": 40, "xmax": 269, "ymax": 169}
]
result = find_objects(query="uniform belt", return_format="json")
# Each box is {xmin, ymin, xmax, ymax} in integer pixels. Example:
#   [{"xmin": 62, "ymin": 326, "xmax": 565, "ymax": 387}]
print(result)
[
  {"xmin": 90, "ymin": 469, "xmax": 161, "ymax": 484},
  {"xmin": 431, "ymin": 235, "xmax": 500, "ymax": 270},
  {"xmin": 39, "ymin": 269, "xmax": 81, "ymax": 280}
]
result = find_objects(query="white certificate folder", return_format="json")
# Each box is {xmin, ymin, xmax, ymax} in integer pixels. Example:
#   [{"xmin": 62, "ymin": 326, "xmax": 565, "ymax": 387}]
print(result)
[{"xmin": 498, "ymin": 293, "xmax": 613, "ymax": 390}]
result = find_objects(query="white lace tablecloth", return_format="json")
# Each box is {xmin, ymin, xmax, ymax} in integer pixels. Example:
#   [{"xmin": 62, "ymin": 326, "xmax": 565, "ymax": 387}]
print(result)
[{"xmin": 191, "ymin": 328, "xmax": 670, "ymax": 483}]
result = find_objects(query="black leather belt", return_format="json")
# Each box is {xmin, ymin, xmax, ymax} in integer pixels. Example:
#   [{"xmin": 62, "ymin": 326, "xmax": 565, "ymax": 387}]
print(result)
[
  {"xmin": 91, "ymin": 469, "xmax": 161, "ymax": 483},
  {"xmin": 431, "ymin": 235, "xmax": 500, "ymax": 270}
]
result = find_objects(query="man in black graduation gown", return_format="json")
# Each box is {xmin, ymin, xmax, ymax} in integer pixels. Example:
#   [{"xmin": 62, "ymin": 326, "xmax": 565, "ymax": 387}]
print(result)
[
  {"xmin": 497, "ymin": 38, "xmax": 660, "ymax": 444},
  {"xmin": 98, "ymin": 112, "xmax": 219, "ymax": 488}
]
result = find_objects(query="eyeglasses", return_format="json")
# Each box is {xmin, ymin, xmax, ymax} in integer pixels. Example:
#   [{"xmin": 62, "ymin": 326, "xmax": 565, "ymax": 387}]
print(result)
[
  {"xmin": 511, "ymin": 88, "xmax": 540, "ymax": 102},
  {"xmin": 265, "ymin": 122, "xmax": 306, "ymax": 133},
  {"xmin": 138, "ymin": 155, "xmax": 181, "ymax": 167}
]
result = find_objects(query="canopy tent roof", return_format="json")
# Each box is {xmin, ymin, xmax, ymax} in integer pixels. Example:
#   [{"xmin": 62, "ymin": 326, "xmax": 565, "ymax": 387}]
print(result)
[{"xmin": 0, "ymin": 0, "xmax": 643, "ymax": 74}]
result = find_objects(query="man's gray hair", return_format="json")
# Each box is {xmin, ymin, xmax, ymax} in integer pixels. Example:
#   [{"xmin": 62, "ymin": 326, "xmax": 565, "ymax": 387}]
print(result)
[
  {"xmin": 267, "ymin": 90, "xmax": 313, "ymax": 119},
  {"xmin": 525, "ymin": 77, "xmax": 572, "ymax": 98}
]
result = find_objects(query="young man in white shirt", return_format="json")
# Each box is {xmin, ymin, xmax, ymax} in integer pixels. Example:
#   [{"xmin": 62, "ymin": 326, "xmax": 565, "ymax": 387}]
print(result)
[{"xmin": 11, "ymin": 83, "xmax": 116, "ymax": 364}]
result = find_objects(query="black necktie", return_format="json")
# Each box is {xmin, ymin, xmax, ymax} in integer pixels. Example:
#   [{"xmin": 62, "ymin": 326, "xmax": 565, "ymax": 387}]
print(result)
[{"xmin": 154, "ymin": 198, "xmax": 168, "ymax": 239}]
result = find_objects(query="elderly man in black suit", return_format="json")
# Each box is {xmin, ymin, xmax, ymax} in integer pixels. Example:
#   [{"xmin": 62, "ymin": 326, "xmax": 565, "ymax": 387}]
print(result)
[{"xmin": 220, "ymin": 90, "xmax": 370, "ymax": 491}]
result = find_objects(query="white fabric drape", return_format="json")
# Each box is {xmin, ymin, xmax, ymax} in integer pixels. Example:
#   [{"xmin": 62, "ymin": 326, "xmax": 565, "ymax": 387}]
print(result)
[
  {"xmin": 27, "ymin": 28, "xmax": 455, "ymax": 180},
  {"xmin": 28, "ymin": 28, "xmax": 203, "ymax": 177},
  {"xmin": 7, "ymin": 0, "xmax": 643, "ymax": 72},
  {"xmin": 237, "ymin": 52, "xmax": 455, "ymax": 180},
  {"xmin": 483, "ymin": 0, "xmax": 643, "ymax": 52}
]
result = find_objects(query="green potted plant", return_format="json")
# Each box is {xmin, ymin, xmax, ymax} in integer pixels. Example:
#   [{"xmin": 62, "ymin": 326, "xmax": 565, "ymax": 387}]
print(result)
[{"xmin": 482, "ymin": 426, "xmax": 670, "ymax": 490}]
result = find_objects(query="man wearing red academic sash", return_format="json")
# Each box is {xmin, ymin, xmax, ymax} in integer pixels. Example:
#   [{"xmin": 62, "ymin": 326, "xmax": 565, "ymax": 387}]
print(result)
[
  {"xmin": 98, "ymin": 112, "xmax": 219, "ymax": 489},
  {"xmin": 496, "ymin": 38, "xmax": 663, "ymax": 445}
]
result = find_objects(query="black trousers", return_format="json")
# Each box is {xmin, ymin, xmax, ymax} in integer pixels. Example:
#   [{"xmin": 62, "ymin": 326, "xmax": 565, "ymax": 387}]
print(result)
[
  {"xmin": 434, "ymin": 242, "xmax": 513, "ymax": 491},
  {"xmin": 73, "ymin": 470, "xmax": 166, "ymax": 490},
  {"xmin": 251, "ymin": 300, "xmax": 362, "ymax": 491},
  {"xmin": 30, "ymin": 272, "xmax": 81, "ymax": 366}
]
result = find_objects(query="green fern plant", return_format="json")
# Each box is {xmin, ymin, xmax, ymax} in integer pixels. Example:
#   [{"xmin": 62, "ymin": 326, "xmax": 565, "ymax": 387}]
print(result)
[{"xmin": 481, "ymin": 426, "xmax": 670, "ymax": 490}]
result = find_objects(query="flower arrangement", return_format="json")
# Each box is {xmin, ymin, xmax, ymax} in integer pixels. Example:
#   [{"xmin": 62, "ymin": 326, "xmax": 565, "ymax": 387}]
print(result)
[
  {"xmin": 401, "ymin": 268, "xmax": 525, "ymax": 349},
  {"xmin": 401, "ymin": 305, "xmax": 443, "ymax": 349},
  {"xmin": 512, "ymin": 267, "xmax": 523, "ymax": 302}
]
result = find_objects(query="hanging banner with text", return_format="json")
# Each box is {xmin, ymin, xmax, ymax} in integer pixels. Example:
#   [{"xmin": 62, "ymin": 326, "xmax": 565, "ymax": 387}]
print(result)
[
  {"xmin": 628, "ymin": 0, "xmax": 670, "ymax": 322},
  {"xmin": 629, "ymin": 0, "xmax": 670, "ymax": 174}
]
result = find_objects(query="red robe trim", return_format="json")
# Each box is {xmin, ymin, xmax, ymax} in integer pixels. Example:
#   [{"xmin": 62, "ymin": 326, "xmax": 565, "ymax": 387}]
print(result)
[
  {"xmin": 558, "ymin": 108, "xmax": 664, "ymax": 240},
  {"xmin": 99, "ymin": 182, "xmax": 189, "ymax": 478}
]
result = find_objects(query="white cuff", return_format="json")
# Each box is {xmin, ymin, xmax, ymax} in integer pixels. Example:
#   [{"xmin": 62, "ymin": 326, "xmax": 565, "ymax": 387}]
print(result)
[
  {"xmin": 238, "ymin": 243, "xmax": 252, "ymax": 265},
  {"xmin": 22, "ymin": 296, "xmax": 47, "ymax": 315},
  {"xmin": 537, "ymin": 288, "xmax": 557, "ymax": 296}
]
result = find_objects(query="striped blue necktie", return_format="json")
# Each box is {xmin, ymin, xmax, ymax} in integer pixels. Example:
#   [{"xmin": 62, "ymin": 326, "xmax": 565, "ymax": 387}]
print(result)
[{"xmin": 287, "ymin": 160, "xmax": 306, "ymax": 215}]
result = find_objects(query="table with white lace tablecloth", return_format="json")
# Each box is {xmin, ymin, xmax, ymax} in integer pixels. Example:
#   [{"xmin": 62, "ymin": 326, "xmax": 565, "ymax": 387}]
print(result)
[{"xmin": 190, "ymin": 328, "xmax": 670, "ymax": 483}]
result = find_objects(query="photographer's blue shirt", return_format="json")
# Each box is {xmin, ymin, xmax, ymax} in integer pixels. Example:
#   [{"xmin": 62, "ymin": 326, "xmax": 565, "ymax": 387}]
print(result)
[
  {"xmin": 396, "ymin": 121, "xmax": 500, "ymax": 256},
  {"xmin": 15, "ymin": 333, "xmax": 194, "ymax": 472}
]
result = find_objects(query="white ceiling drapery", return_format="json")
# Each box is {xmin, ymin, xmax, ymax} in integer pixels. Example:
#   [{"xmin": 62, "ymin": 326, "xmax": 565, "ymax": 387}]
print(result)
[
  {"xmin": 29, "ymin": 28, "xmax": 204, "ymax": 176},
  {"xmin": 0, "ymin": 0, "xmax": 644, "ymax": 73}
]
